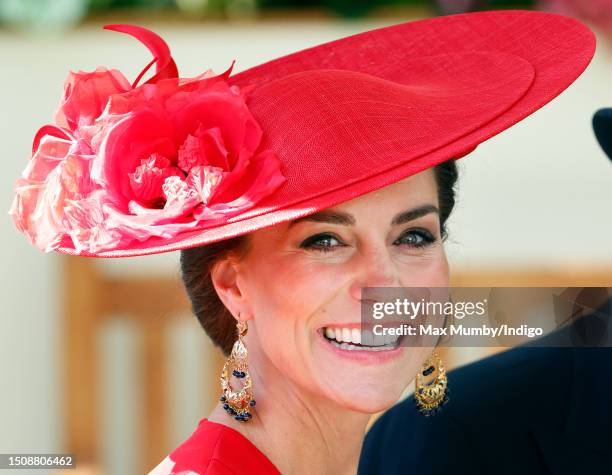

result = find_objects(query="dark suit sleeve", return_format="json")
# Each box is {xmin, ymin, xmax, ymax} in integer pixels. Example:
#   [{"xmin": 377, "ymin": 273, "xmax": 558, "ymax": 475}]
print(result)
[{"xmin": 358, "ymin": 393, "xmax": 485, "ymax": 475}]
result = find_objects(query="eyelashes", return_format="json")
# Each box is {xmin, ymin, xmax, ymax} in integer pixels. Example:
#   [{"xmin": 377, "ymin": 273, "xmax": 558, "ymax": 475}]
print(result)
[
  {"xmin": 299, "ymin": 234, "xmax": 341, "ymax": 253},
  {"xmin": 298, "ymin": 229, "xmax": 436, "ymax": 254},
  {"xmin": 395, "ymin": 229, "xmax": 436, "ymax": 248}
]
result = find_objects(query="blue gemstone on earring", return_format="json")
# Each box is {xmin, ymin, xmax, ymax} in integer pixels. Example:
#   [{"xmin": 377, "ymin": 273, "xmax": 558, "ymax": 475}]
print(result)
[
  {"xmin": 249, "ymin": 399, "xmax": 256, "ymax": 407},
  {"xmin": 234, "ymin": 415, "xmax": 242, "ymax": 421},
  {"xmin": 223, "ymin": 403, "xmax": 229, "ymax": 410},
  {"xmin": 232, "ymin": 370, "xmax": 239, "ymax": 377},
  {"xmin": 244, "ymin": 411, "xmax": 251, "ymax": 418},
  {"xmin": 422, "ymin": 365, "xmax": 435, "ymax": 376},
  {"xmin": 220, "ymin": 395, "xmax": 226, "ymax": 402}
]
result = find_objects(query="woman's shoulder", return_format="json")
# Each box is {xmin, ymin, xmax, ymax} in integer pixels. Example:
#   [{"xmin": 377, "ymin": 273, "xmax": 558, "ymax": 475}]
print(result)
[{"xmin": 148, "ymin": 418, "xmax": 281, "ymax": 475}]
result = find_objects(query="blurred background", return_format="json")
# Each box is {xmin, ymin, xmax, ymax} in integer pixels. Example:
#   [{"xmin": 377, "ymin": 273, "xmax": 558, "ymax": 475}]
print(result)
[{"xmin": 1, "ymin": 0, "xmax": 611, "ymax": 474}]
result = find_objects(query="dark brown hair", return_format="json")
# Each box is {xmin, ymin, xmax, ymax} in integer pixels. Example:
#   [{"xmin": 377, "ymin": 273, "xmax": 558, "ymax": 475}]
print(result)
[{"xmin": 180, "ymin": 160, "xmax": 459, "ymax": 355}]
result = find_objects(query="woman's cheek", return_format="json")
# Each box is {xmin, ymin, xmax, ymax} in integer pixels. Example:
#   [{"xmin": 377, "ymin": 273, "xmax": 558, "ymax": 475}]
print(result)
[{"xmin": 249, "ymin": 255, "xmax": 348, "ymax": 339}]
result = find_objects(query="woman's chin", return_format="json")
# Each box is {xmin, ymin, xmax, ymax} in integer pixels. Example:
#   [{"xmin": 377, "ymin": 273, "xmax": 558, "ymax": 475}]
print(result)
[{"xmin": 309, "ymin": 335, "xmax": 415, "ymax": 412}]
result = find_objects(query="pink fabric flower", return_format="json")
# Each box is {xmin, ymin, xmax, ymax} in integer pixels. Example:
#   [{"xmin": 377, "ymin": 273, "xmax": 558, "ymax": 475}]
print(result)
[{"xmin": 9, "ymin": 24, "xmax": 285, "ymax": 254}]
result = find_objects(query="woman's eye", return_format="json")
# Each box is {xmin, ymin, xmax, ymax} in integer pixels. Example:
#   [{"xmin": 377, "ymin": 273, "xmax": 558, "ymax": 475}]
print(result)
[
  {"xmin": 395, "ymin": 229, "xmax": 435, "ymax": 248},
  {"xmin": 299, "ymin": 233, "xmax": 342, "ymax": 253}
]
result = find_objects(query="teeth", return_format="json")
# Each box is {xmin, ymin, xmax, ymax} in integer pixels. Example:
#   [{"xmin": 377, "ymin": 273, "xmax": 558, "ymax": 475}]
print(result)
[
  {"xmin": 369, "ymin": 332, "xmax": 387, "ymax": 347},
  {"xmin": 322, "ymin": 327, "xmax": 400, "ymax": 348}
]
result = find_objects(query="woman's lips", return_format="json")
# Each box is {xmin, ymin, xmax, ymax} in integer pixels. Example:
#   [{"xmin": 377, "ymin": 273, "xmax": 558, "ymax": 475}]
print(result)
[{"xmin": 316, "ymin": 326, "xmax": 408, "ymax": 364}]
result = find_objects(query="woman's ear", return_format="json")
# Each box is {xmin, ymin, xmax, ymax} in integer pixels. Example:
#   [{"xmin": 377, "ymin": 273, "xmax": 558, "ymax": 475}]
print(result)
[{"xmin": 210, "ymin": 258, "xmax": 254, "ymax": 321}]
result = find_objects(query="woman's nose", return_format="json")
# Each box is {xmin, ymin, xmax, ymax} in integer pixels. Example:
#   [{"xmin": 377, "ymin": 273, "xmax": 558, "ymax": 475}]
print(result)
[{"xmin": 348, "ymin": 247, "xmax": 400, "ymax": 300}]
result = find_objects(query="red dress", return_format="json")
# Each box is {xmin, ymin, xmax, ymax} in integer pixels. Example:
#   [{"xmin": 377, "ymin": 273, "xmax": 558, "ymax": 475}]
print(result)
[{"xmin": 149, "ymin": 418, "xmax": 282, "ymax": 475}]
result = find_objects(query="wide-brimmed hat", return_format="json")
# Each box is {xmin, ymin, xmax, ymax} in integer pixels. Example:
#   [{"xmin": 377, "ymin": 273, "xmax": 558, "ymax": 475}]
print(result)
[
  {"xmin": 9, "ymin": 10, "xmax": 595, "ymax": 258},
  {"xmin": 593, "ymin": 108, "xmax": 612, "ymax": 160}
]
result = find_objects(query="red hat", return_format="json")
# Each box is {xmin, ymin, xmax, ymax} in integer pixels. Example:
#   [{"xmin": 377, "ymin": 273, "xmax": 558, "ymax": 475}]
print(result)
[{"xmin": 9, "ymin": 10, "xmax": 595, "ymax": 258}]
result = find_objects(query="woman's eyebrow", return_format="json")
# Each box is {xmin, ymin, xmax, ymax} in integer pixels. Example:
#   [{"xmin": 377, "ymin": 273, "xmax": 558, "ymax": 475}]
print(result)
[
  {"xmin": 288, "ymin": 204, "xmax": 439, "ymax": 228},
  {"xmin": 391, "ymin": 204, "xmax": 439, "ymax": 225}
]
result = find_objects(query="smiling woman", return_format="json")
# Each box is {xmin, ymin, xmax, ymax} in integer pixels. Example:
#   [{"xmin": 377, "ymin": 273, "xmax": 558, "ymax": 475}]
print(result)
[
  {"xmin": 8, "ymin": 9, "xmax": 595, "ymax": 475},
  {"xmin": 171, "ymin": 164, "xmax": 453, "ymax": 473}
]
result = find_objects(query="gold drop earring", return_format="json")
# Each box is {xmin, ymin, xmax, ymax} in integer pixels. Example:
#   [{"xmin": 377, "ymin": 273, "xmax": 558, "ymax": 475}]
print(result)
[
  {"xmin": 219, "ymin": 315, "xmax": 256, "ymax": 422},
  {"xmin": 414, "ymin": 350, "xmax": 449, "ymax": 417}
]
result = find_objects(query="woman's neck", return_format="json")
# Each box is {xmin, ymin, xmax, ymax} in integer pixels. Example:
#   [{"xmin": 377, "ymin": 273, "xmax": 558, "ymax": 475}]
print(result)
[{"xmin": 208, "ymin": 361, "xmax": 372, "ymax": 475}]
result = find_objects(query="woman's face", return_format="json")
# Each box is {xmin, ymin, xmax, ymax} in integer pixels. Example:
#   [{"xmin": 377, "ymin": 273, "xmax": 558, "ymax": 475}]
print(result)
[{"xmin": 218, "ymin": 168, "xmax": 449, "ymax": 413}]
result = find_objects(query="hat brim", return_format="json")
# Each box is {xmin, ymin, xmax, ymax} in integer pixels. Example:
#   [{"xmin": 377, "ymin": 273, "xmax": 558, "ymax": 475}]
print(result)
[
  {"xmin": 56, "ymin": 10, "xmax": 595, "ymax": 258},
  {"xmin": 593, "ymin": 108, "xmax": 612, "ymax": 160}
]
